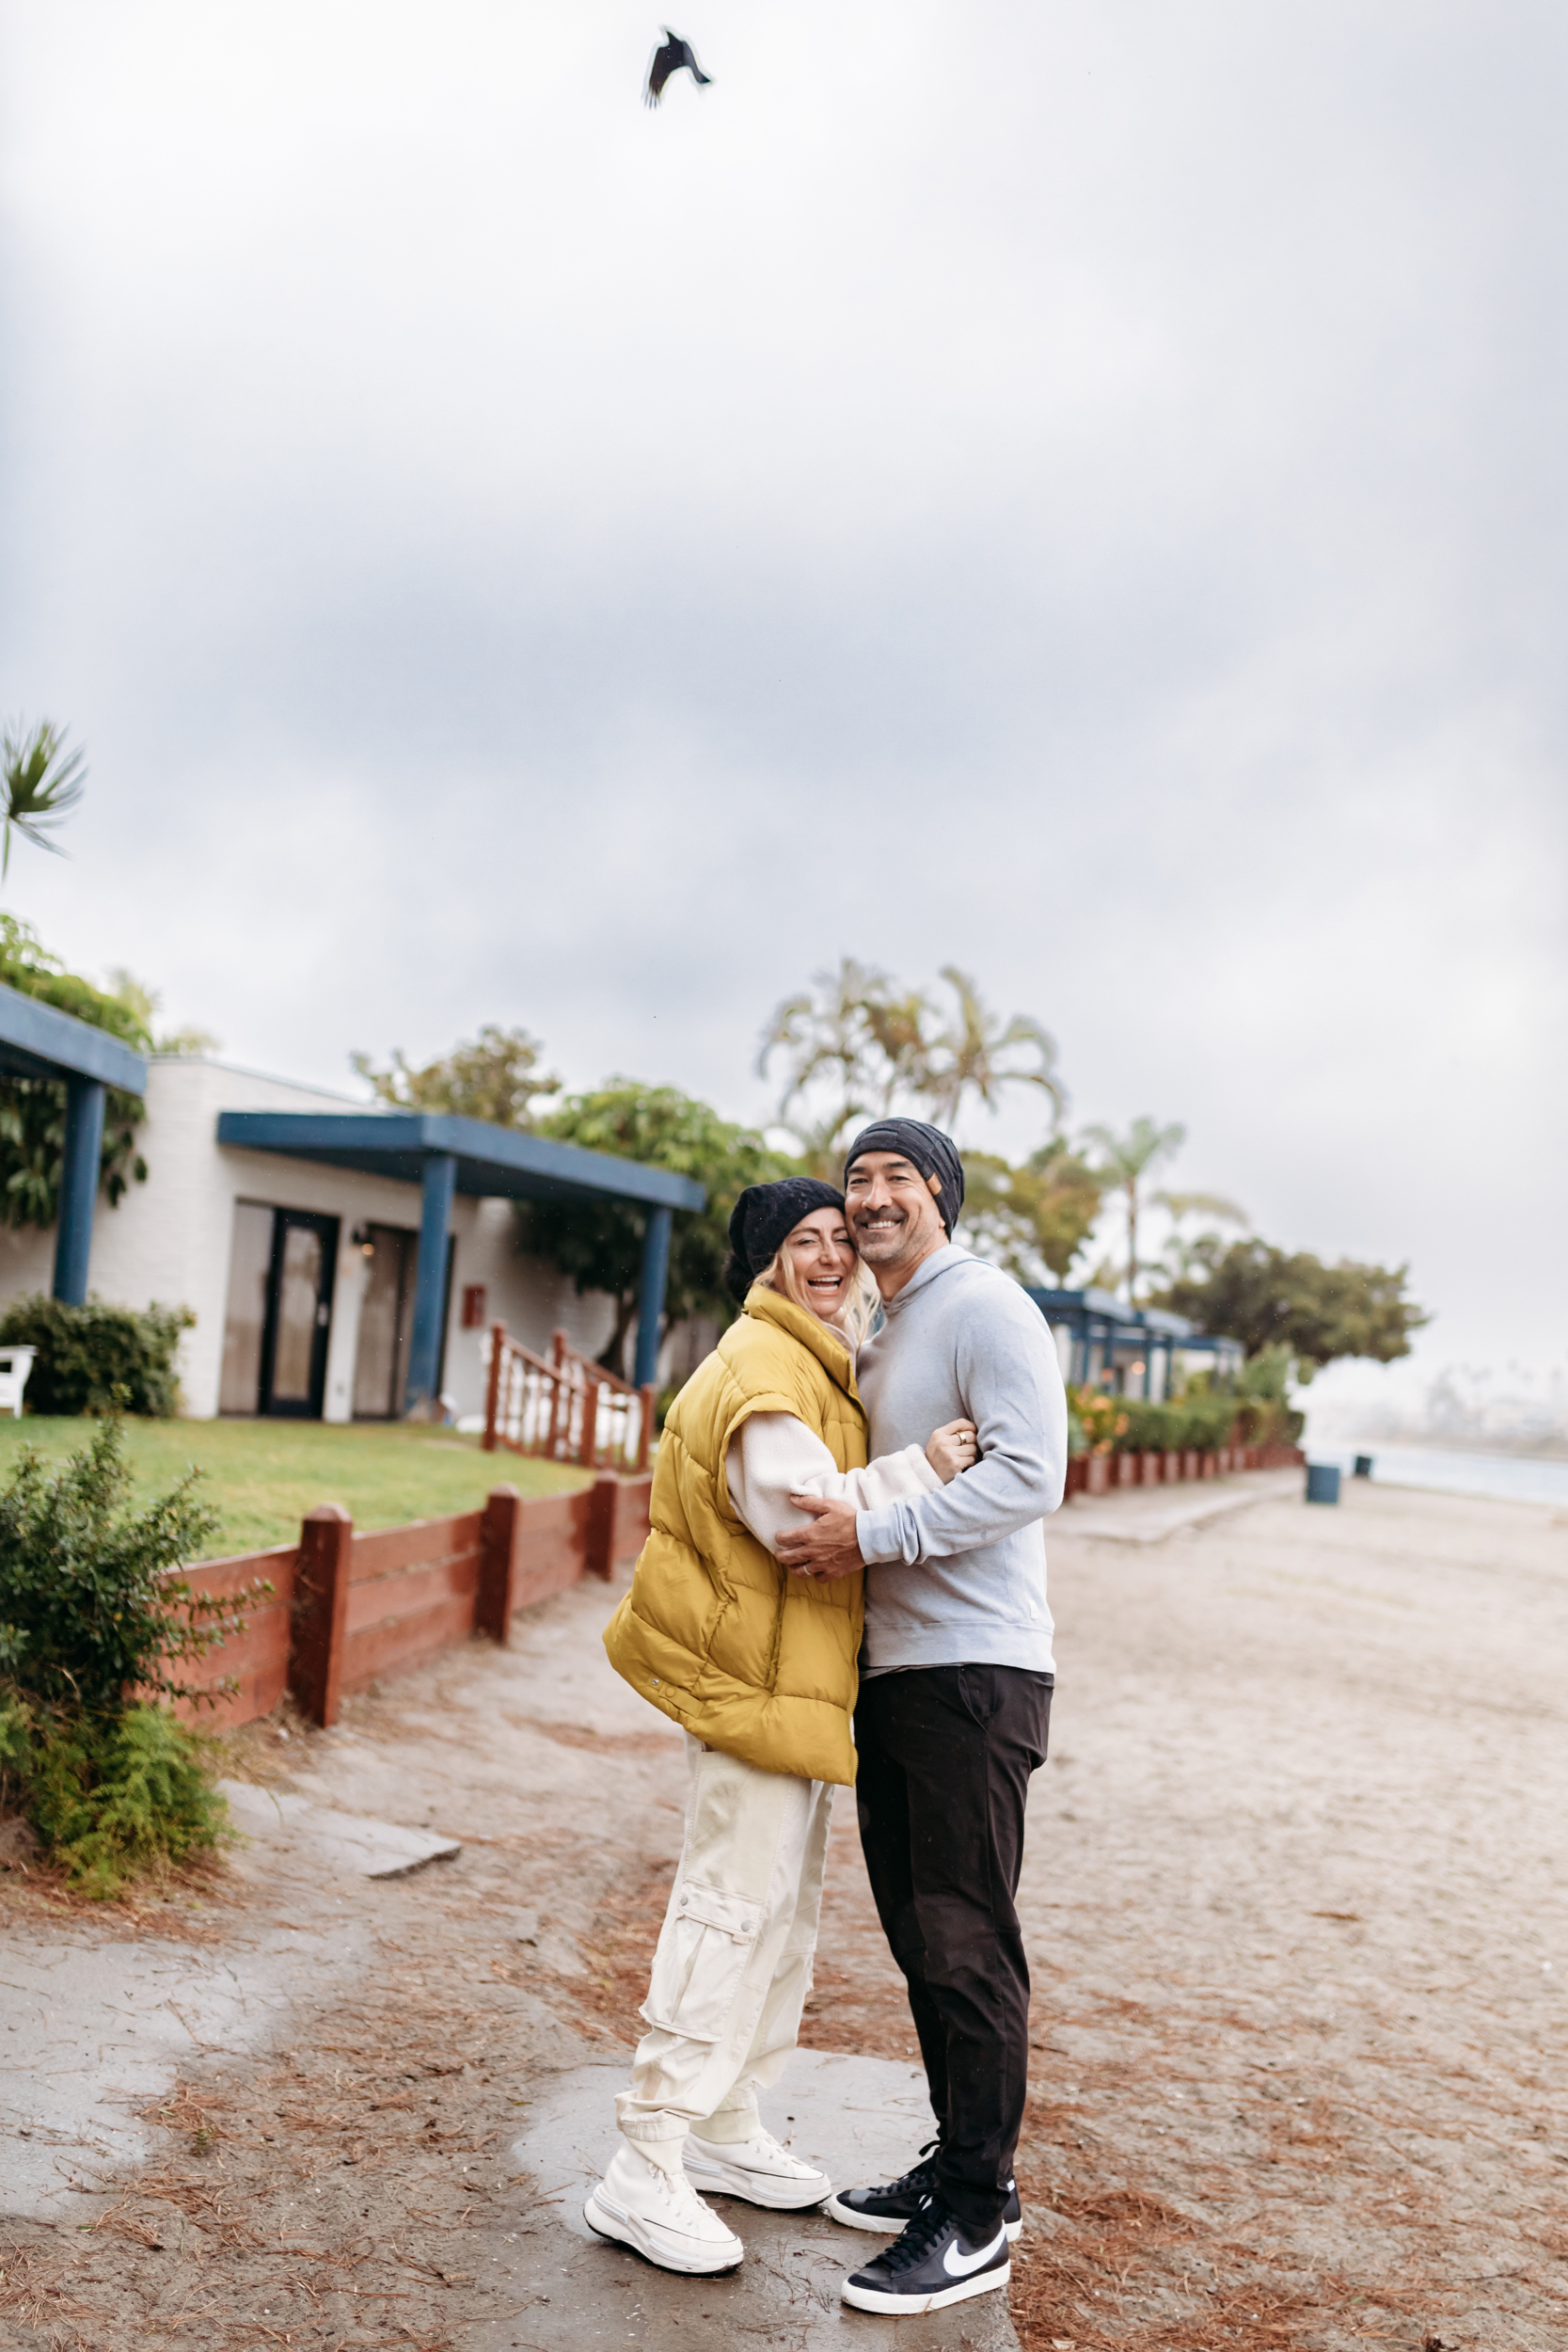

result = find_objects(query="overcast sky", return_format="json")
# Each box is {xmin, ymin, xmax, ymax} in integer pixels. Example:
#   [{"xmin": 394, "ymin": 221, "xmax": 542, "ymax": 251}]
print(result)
[{"xmin": 2, "ymin": 1, "xmax": 1564, "ymax": 1406}]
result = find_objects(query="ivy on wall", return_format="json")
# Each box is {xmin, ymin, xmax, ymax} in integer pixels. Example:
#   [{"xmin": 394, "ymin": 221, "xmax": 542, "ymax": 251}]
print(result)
[{"xmin": 0, "ymin": 916, "xmax": 150, "ymax": 1229}]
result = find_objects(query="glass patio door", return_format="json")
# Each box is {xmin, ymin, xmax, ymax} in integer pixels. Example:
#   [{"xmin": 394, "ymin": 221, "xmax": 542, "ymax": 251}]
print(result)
[
  {"xmin": 259, "ymin": 1211, "xmax": 339, "ymax": 1418},
  {"xmin": 352, "ymin": 1223, "xmax": 417, "ymax": 1418}
]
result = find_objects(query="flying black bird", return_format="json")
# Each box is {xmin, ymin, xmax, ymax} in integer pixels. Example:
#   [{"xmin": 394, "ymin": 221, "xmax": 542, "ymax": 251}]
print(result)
[{"xmin": 645, "ymin": 28, "xmax": 711, "ymax": 107}]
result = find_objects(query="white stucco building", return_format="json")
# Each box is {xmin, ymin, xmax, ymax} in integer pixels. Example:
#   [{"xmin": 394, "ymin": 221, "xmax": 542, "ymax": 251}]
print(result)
[{"xmin": 0, "ymin": 1056, "xmax": 702, "ymax": 1422}]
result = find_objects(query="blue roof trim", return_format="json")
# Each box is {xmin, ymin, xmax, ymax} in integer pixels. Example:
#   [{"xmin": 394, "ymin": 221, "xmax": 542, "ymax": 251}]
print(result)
[
  {"xmin": 1026, "ymin": 1286, "xmax": 1243, "ymax": 1356},
  {"xmin": 1025, "ymin": 1285, "xmax": 1197, "ymax": 1340},
  {"xmin": 214, "ymin": 1109, "xmax": 706, "ymax": 1212},
  {"xmin": 0, "ymin": 981, "xmax": 148, "ymax": 1093}
]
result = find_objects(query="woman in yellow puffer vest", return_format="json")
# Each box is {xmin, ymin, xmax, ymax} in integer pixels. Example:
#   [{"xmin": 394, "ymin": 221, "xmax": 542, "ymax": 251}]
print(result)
[{"xmin": 586, "ymin": 1179, "xmax": 977, "ymax": 2278}]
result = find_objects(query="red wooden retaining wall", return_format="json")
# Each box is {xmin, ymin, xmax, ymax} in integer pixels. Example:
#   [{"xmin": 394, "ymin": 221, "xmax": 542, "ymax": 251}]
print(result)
[
  {"xmin": 174, "ymin": 1470, "xmax": 651, "ymax": 1732},
  {"xmin": 1063, "ymin": 1442, "xmax": 1305, "ymax": 1501}
]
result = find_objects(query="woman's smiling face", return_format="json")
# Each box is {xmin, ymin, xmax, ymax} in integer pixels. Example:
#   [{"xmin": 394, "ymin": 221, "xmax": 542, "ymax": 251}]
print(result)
[{"xmin": 780, "ymin": 1204, "xmax": 859, "ymax": 1323}]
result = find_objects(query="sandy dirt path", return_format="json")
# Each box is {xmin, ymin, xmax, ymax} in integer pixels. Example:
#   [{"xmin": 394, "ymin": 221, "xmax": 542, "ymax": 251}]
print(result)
[{"xmin": 3, "ymin": 1471, "xmax": 1565, "ymax": 2351}]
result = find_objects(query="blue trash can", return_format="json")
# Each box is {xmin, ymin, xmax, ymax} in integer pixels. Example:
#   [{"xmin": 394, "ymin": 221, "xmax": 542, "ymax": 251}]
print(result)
[
  {"xmin": 1353, "ymin": 1454, "xmax": 1373, "ymax": 1479},
  {"xmin": 1305, "ymin": 1462, "xmax": 1341, "ymax": 1506}
]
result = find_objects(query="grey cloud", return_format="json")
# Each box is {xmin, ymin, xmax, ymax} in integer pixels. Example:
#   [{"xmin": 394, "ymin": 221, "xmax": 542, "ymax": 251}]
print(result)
[{"xmin": 0, "ymin": 0, "xmax": 1563, "ymax": 1380}]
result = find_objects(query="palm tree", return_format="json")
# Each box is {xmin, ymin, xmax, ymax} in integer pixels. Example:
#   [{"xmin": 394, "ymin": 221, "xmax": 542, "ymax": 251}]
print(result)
[
  {"xmin": 1, "ymin": 720, "xmax": 87, "ymax": 878},
  {"xmin": 758, "ymin": 959, "xmax": 1066, "ymax": 1158},
  {"xmin": 1082, "ymin": 1116, "xmax": 1186, "ymax": 1305},
  {"xmin": 920, "ymin": 966, "xmax": 1066, "ymax": 1131},
  {"xmin": 757, "ymin": 957, "xmax": 938, "ymax": 1157}
]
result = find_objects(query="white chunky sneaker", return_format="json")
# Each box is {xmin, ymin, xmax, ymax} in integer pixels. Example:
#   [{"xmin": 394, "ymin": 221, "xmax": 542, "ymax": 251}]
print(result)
[
  {"xmin": 684, "ymin": 2122, "xmax": 833, "ymax": 2212},
  {"xmin": 585, "ymin": 2143, "xmax": 745, "ymax": 2275}
]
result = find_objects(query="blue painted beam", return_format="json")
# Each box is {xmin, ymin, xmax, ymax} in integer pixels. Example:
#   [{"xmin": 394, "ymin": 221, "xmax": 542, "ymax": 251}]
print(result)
[
  {"xmin": 215, "ymin": 1109, "xmax": 705, "ymax": 1213},
  {"xmin": 53, "ymin": 1077, "xmax": 105, "ymax": 1304},
  {"xmin": 632, "ymin": 1204, "xmax": 673, "ymax": 1391},
  {"xmin": 405, "ymin": 1153, "xmax": 456, "ymax": 1414},
  {"xmin": 0, "ymin": 981, "xmax": 147, "ymax": 1093}
]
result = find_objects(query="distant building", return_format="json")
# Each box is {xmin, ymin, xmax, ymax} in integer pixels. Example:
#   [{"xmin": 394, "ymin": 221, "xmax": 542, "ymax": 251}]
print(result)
[{"xmin": 1026, "ymin": 1286, "xmax": 1244, "ymax": 1396}]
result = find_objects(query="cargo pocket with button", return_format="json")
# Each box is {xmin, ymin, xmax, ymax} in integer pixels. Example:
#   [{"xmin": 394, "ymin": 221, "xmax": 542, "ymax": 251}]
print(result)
[{"xmin": 640, "ymin": 1881, "xmax": 761, "ymax": 2043}]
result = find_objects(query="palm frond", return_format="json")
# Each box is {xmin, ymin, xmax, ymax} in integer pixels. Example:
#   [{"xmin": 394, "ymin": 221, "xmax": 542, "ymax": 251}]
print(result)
[
  {"xmin": 1, "ymin": 719, "xmax": 87, "ymax": 877},
  {"xmin": 1152, "ymin": 1188, "xmax": 1248, "ymax": 1228}
]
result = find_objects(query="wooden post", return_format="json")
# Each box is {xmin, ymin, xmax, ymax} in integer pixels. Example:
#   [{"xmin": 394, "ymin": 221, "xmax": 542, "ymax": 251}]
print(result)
[
  {"xmin": 578, "ymin": 1377, "xmax": 600, "ymax": 1469},
  {"xmin": 546, "ymin": 1330, "xmax": 566, "ymax": 1456},
  {"xmin": 585, "ymin": 1470, "xmax": 619, "ymax": 1580},
  {"xmin": 289, "ymin": 1502, "xmax": 354, "ymax": 1727},
  {"xmin": 483, "ymin": 1321, "xmax": 506, "ymax": 1454},
  {"xmin": 476, "ymin": 1483, "xmax": 523, "ymax": 1644}
]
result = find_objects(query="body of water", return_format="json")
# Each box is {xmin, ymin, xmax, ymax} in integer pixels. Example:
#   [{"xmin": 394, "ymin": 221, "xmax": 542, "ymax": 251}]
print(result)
[{"xmin": 1302, "ymin": 1440, "xmax": 1568, "ymax": 1511}]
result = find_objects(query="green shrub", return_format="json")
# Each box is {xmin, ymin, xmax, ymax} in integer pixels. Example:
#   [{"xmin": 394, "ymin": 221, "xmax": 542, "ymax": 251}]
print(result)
[
  {"xmin": 1098, "ymin": 1392, "xmax": 1241, "ymax": 1454},
  {"xmin": 0, "ymin": 1414, "xmax": 230, "ymax": 1713},
  {"xmin": 0, "ymin": 1418, "xmax": 263, "ymax": 1896},
  {"xmin": 1117, "ymin": 1399, "xmax": 1172, "ymax": 1453},
  {"xmin": 0, "ymin": 1295, "xmax": 195, "ymax": 1417},
  {"xmin": 1179, "ymin": 1394, "xmax": 1239, "ymax": 1452},
  {"xmin": 2, "ymin": 1697, "xmax": 226, "ymax": 1898}
]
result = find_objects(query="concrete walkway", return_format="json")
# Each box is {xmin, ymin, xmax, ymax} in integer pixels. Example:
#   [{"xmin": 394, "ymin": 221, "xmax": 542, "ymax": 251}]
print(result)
[
  {"xmin": 479, "ymin": 2050, "xmax": 1018, "ymax": 2352},
  {"xmin": 0, "ymin": 1565, "xmax": 1022, "ymax": 2349},
  {"xmin": 1056, "ymin": 1463, "xmax": 1299, "ymax": 1543}
]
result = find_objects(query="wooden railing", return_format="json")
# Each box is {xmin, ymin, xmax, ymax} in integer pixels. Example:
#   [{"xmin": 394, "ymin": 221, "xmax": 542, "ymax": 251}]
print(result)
[
  {"xmin": 171, "ymin": 1471, "xmax": 654, "ymax": 1730},
  {"xmin": 482, "ymin": 1322, "xmax": 654, "ymax": 1473}
]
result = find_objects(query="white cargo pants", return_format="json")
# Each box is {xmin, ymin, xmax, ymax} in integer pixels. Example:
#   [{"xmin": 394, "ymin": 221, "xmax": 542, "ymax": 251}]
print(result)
[{"xmin": 616, "ymin": 1736, "xmax": 833, "ymax": 2152}]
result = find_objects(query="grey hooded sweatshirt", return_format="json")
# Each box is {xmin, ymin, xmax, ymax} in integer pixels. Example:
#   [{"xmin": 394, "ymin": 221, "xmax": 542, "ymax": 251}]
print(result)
[{"xmin": 853, "ymin": 1244, "xmax": 1068, "ymax": 1677}]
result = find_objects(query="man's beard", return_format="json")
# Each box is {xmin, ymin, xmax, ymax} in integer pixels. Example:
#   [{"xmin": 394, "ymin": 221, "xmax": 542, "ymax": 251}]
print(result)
[{"xmin": 851, "ymin": 1210, "xmax": 912, "ymax": 1263}]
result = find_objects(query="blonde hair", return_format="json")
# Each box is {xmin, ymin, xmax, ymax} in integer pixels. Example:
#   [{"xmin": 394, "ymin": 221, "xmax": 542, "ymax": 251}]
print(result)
[{"xmin": 754, "ymin": 1238, "xmax": 880, "ymax": 1352}]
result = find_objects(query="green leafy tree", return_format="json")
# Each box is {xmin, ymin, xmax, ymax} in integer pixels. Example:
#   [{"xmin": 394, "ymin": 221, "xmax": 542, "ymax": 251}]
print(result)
[
  {"xmin": 1, "ymin": 719, "xmax": 87, "ymax": 878},
  {"xmin": 352, "ymin": 1024, "xmax": 561, "ymax": 1129},
  {"xmin": 1151, "ymin": 1188, "xmax": 1249, "ymax": 1282},
  {"xmin": 1154, "ymin": 1238, "xmax": 1429, "ymax": 1379},
  {"xmin": 0, "ymin": 916, "xmax": 150, "ymax": 1227},
  {"xmin": 958, "ymin": 1141, "xmax": 1104, "ymax": 1285},
  {"xmin": 517, "ymin": 1082, "xmax": 796, "ymax": 1374},
  {"xmin": 759, "ymin": 957, "xmax": 1065, "ymax": 1167},
  {"xmin": 1081, "ymin": 1116, "xmax": 1186, "ymax": 1304}
]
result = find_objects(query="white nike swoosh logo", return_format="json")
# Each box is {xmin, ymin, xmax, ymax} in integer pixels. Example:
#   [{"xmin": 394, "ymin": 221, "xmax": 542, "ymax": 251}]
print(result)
[{"xmin": 942, "ymin": 2226, "xmax": 1007, "ymax": 2278}]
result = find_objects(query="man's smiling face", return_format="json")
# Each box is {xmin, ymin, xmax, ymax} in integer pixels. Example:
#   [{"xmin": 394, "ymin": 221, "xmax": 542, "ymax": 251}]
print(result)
[{"xmin": 845, "ymin": 1151, "xmax": 948, "ymax": 1288}]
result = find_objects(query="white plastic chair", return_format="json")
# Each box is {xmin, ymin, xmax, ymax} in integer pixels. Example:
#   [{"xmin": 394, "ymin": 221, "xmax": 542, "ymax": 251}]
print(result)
[{"xmin": 0, "ymin": 1345, "xmax": 37, "ymax": 1418}]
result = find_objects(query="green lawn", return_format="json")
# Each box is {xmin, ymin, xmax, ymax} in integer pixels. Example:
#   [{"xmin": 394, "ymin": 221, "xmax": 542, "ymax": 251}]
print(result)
[{"xmin": 0, "ymin": 1417, "xmax": 590, "ymax": 1560}]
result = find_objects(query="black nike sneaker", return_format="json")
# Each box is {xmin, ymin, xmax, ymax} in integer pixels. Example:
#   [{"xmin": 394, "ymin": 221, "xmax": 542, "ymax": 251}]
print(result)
[
  {"xmin": 840, "ymin": 2194, "xmax": 1011, "ymax": 2315},
  {"xmin": 826, "ymin": 2140, "xmax": 1022, "ymax": 2241}
]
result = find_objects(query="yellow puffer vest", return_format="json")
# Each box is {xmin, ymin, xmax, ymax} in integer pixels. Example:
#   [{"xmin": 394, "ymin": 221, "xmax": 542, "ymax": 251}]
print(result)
[{"xmin": 602, "ymin": 1287, "xmax": 867, "ymax": 1785}]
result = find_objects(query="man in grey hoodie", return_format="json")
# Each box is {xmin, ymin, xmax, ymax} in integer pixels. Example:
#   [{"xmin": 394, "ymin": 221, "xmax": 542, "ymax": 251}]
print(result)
[{"xmin": 775, "ymin": 1118, "xmax": 1067, "ymax": 2319}]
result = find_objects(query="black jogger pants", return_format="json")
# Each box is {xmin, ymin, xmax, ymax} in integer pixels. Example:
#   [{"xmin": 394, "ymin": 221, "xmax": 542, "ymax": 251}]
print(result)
[{"xmin": 854, "ymin": 1662, "xmax": 1053, "ymax": 2234}]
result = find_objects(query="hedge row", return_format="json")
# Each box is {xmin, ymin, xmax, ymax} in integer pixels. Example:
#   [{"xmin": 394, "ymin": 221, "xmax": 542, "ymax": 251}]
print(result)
[
  {"xmin": 1069, "ymin": 1387, "xmax": 1306, "ymax": 1457},
  {"xmin": 0, "ymin": 1296, "xmax": 194, "ymax": 1417}
]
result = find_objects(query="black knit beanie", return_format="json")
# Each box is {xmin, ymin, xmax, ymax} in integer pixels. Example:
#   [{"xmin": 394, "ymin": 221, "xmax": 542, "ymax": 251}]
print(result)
[
  {"xmin": 842, "ymin": 1118, "xmax": 965, "ymax": 1236},
  {"xmin": 724, "ymin": 1178, "xmax": 847, "ymax": 1304}
]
